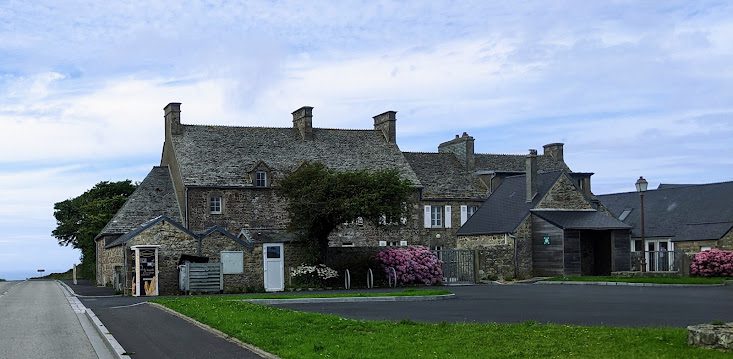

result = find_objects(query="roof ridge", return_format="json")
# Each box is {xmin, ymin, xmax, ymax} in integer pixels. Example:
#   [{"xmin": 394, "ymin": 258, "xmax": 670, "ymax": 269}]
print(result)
[
  {"xmin": 598, "ymin": 179, "xmax": 733, "ymax": 196},
  {"xmin": 179, "ymin": 123, "xmax": 377, "ymax": 132}
]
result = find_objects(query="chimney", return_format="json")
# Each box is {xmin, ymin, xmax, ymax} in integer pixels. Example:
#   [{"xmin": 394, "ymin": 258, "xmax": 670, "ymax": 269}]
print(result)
[
  {"xmin": 543, "ymin": 143, "xmax": 564, "ymax": 162},
  {"xmin": 292, "ymin": 106, "xmax": 314, "ymax": 140},
  {"xmin": 438, "ymin": 132, "xmax": 475, "ymax": 170},
  {"xmin": 526, "ymin": 149, "xmax": 538, "ymax": 202},
  {"xmin": 164, "ymin": 102, "xmax": 182, "ymax": 136},
  {"xmin": 373, "ymin": 111, "xmax": 397, "ymax": 143}
]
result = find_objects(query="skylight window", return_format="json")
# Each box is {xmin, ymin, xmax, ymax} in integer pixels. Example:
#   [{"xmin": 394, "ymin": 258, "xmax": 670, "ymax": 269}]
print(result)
[{"xmin": 619, "ymin": 208, "xmax": 632, "ymax": 221}]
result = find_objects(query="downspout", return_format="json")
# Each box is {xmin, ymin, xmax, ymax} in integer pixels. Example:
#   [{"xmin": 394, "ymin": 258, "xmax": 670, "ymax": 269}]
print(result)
[
  {"xmin": 185, "ymin": 187, "xmax": 189, "ymax": 229},
  {"xmin": 123, "ymin": 245, "xmax": 128, "ymax": 295}
]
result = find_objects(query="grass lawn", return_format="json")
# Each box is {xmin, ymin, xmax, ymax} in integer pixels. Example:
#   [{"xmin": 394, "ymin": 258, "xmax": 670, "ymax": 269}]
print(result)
[
  {"xmin": 546, "ymin": 276, "xmax": 731, "ymax": 285},
  {"xmin": 226, "ymin": 288, "xmax": 451, "ymax": 300},
  {"xmin": 154, "ymin": 296, "xmax": 729, "ymax": 358}
]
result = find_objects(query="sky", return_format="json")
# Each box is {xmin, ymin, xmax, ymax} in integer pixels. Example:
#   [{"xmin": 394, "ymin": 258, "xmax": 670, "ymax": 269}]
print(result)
[{"xmin": 1, "ymin": 1, "xmax": 731, "ymax": 279}]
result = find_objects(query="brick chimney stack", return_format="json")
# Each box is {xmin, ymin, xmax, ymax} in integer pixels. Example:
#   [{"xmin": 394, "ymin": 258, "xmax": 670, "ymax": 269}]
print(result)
[
  {"xmin": 526, "ymin": 149, "xmax": 538, "ymax": 202},
  {"xmin": 164, "ymin": 102, "xmax": 182, "ymax": 136},
  {"xmin": 543, "ymin": 143, "xmax": 564, "ymax": 162},
  {"xmin": 292, "ymin": 106, "xmax": 314, "ymax": 141},
  {"xmin": 438, "ymin": 132, "xmax": 475, "ymax": 170},
  {"xmin": 373, "ymin": 111, "xmax": 397, "ymax": 144}
]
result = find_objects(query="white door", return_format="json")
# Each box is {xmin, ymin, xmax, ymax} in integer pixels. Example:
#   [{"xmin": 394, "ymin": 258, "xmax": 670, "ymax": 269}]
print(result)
[{"xmin": 263, "ymin": 243, "xmax": 284, "ymax": 292}]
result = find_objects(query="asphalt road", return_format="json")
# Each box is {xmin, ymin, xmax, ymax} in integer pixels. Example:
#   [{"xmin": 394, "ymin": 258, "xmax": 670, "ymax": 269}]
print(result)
[
  {"xmin": 82, "ymin": 297, "xmax": 262, "ymax": 359},
  {"xmin": 279, "ymin": 284, "xmax": 733, "ymax": 327},
  {"xmin": 0, "ymin": 281, "xmax": 98, "ymax": 359}
]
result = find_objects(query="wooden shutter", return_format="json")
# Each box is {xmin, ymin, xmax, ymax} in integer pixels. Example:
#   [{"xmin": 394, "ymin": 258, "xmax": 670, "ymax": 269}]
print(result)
[
  {"xmin": 444, "ymin": 205, "xmax": 452, "ymax": 228},
  {"xmin": 423, "ymin": 205, "xmax": 431, "ymax": 228},
  {"xmin": 460, "ymin": 205, "xmax": 468, "ymax": 225}
]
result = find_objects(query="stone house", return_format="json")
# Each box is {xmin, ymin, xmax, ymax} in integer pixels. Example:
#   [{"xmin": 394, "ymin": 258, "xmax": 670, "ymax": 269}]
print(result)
[
  {"xmin": 95, "ymin": 102, "xmax": 591, "ymax": 292},
  {"xmin": 598, "ymin": 181, "xmax": 733, "ymax": 271},
  {"xmin": 456, "ymin": 150, "xmax": 631, "ymax": 279}
]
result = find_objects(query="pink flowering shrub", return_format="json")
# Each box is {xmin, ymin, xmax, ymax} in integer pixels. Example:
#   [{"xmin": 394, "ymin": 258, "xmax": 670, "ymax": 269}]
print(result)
[
  {"xmin": 690, "ymin": 249, "xmax": 733, "ymax": 277},
  {"xmin": 375, "ymin": 246, "xmax": 443, "ymax": 285}
]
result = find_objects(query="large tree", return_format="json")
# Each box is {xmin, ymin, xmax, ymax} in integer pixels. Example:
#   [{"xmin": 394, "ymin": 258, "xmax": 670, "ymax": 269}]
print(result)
[
  {"xmin": 277, "ymin": 162, "xmax": 414, "ymax": 260},
  {"xmin": 52, "ymin": 180, "xmax": 137, "ymax": 278}
]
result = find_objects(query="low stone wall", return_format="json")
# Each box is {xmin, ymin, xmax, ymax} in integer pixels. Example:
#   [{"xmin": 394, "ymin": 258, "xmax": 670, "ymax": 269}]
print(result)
[{"xmin": 688, "ymin": 322, "xmax": 733, "ymax": 350}]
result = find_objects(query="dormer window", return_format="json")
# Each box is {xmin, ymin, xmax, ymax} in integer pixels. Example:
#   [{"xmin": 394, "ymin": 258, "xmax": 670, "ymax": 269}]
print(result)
[
  {"xmin": 255, "ymin": 171, "xmax": 268, "ymax": 187},
  {"xmin": 210, "ymin": 196, "xmax": 222, "ymax": 214}
]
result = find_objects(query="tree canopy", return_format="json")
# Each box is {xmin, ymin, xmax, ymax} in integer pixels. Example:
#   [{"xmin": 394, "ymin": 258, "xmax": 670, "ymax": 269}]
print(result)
[
  {"xmin": 52, "ymin": 180, "xmax": 137, "ymax": 278},
  {"xmin": 277, "ymin": 162, "xmax": 414, "ymax": 260}
]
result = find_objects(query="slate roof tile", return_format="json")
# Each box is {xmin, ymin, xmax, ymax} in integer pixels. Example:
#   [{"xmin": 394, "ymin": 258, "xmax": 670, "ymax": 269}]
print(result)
[{"xmin": 402, "ymin": 152, "xmax": 486, "ymax": 199}]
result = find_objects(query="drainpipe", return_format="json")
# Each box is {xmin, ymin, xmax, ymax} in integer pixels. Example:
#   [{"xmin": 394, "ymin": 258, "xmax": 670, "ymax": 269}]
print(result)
[{"xmin": 123, "ymin": 245, "xmax": 128, "ymax": 295}]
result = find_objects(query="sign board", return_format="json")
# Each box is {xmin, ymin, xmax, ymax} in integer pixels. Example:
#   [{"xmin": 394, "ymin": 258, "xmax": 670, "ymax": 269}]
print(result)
[
  {"xmin": 132, "ymin": 245, "xmax": 159, "ymax": 297},
  {"xmin": 543, "ymin": 236, "xmax": 551, "ymax": 245}
]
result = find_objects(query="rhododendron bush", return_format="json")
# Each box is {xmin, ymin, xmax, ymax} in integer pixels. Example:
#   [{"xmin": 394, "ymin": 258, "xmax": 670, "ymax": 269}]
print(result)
[
  {"xmin": 375, "ymin": 246, "xmax": 443, "ymax": 285},
  {"xmin": 690, "ymin": 249, "xmax": 733, "ymax": 277}
]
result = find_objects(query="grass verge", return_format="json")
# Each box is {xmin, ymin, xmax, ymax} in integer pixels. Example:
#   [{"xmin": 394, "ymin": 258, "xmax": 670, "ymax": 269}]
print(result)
[
  {"xmin": 547, "ymin": 276, "xmax": 730, "ymax": 284},
  {"xmin": 226, "ymin": 288, "xmax": 451, "ymax": 300},
  {"xmin": 153, "ymin": 296, "xmax": 729, "ymax": 358}
]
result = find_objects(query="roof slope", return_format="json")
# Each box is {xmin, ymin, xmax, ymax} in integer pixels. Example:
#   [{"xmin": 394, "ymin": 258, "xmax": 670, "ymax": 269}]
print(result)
[
  {"xmin": 457, "ymin": 171, "xmax": 564, "ymax": 235},
  {"xmin": 597, "ymin": 181, "xmax": 733, "ymax": 241},
  {"xmin": 531, "ymin": 210, "xmax": 631, "ymax": 230},
  {"xmin": 171, "ymin": 126, "xmax": 421, "ymax": 187},
  {"xmin": 474, "ymin": 153, "xmax": 569, "ymax": 173},
  {"xmin": 97, "ymin": 166, "xmax": 181, "ymax": 238},
  {"xmin": 402, "ymin": 152, "xmax": 485, "ymax": 199}
]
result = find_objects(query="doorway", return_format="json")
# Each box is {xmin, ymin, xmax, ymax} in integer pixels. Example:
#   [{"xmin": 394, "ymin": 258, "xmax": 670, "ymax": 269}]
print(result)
[{"xmin": 263, "ymin": 243, "xmax": 284, "ymax": 291}]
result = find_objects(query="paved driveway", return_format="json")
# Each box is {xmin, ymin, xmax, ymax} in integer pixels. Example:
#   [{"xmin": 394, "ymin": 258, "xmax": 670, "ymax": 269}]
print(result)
[
  {"xmin": 0, "ymin": 281, "xmax": 99, "ymax": 359},
  {"xmin": 279, "ymin": 284, "xmax": 733, "ymax": 327}
]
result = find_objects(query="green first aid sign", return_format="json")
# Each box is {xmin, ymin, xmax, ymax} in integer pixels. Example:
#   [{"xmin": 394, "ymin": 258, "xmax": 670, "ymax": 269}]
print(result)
[{"xmin": 543, "ymin": 236, "xmax": 551, "ymax": 245}]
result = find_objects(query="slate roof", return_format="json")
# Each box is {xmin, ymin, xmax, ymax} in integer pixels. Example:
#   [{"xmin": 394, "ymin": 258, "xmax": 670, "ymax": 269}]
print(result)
[
  {"xmin": 96, "ymin": 166, "xmax": 181, "ymax": 238},
  {"xmin": 597, "ymin": 181, "xmax": 733, "ymax": 242},
  {"xmin": 402, "ymin": 152, "xmax": 486, "ymax": 199},
  {"xmin": 474, "ymin": 153, "xmax": 569, "ymax": 173},
  {"xmin": 457, "ymin": 171, "xmax": 565, "ymax": 235},
  {"xmin": 106, "ymin": 215, "xmax": 192, "ymax": 248},
  {"xmin": 531, "ymin": 210, "xmax": 631, "ymax": 230},
  {"xmin": 170, "ymin": 126, "xmax": 421, "ymax": 187}
]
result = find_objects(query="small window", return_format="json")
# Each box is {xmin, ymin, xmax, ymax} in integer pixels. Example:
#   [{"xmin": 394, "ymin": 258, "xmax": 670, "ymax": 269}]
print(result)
[
  {"xmin": 221, "ymin": 251, "xmax": 243, "ymax": 274},
  {"xmin": 431, "ymin": 206, "xmax": 443, "ymax": 228},
  {"xmin": 386, "ymin": 241, "xmax": 399, "ymax": 247},
  {"xmin": 255, "ymin": 171, "xmax": 267, "ymax": 187},
  {"xmin": 356, "ymin": 217, "xmax": 364, "ymax": 226},
  {"xmin": 210, "ymin": 196, "xmax": 222, "ymax": 214},
  {"xmin": 619, "ymin": 208, "xmax": 632, "ymax": 221},
  {"xmin": 266, "ymin": 246, "xmax": 281, "ymax": 259},
  {"xmin": 341, "ymin": 242, "xmax": 354, "ymax": 247},
  {"xmin": 467, "ymin": 205, "xmax": 479, "ymax": 218},
  {"xmin": 700, "ymin": 246, "xmax": 712, "ymax": 252}
]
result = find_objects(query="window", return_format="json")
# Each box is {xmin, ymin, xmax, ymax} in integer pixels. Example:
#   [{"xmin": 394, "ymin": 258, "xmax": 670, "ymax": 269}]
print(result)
[
  {"xmin": 221, "ymin": 251, "xmax": 243, "ymax": 274},
  {"xmin": 386, "ymin": 241, "xmax": 399, "ymax": 247},
  {"xmin": 356, "ymin": 217, "xmax": 364, "ymax": 226},
  {"xmin": 255, "ymin": 171, "xmax": 267, "ymax": 187},
  {"xmin": 341, "ymin": 242, "xmax": 354, "ymax": 247},
  {"xmin": 431, "ymin": 206, "xmax": 443, "ymax": 228},
  {"xmin": 210, "ymin": 196, "xmax": 222, "ymax": 214},
  {"xmin": 619, "ymin": 208, "xmax": 632, "ymax": 221},
  {"xmin": 700, "ymin": 246, "xmax": 712, "ymax": 252},
  {"xmin": 467, "ymin": 205, "xmax": 479, "ymax": 218}
]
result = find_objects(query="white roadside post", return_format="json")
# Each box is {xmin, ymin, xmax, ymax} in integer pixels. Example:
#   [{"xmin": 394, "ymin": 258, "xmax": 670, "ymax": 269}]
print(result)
[{"xmin": 73, "ymin": 264, "xmax": 77, "ymax": 285}]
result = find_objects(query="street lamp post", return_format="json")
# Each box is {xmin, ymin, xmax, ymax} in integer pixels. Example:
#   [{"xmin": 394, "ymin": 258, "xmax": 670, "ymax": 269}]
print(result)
[{"xmin": 635, "ymin": 176, "xmax": 648, "ymax": 272}]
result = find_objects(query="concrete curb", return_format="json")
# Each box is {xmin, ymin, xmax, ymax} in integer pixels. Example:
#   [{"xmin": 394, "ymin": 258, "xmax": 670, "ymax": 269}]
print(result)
[
  {"xmin": 57, "ymin": 280, "xmax": 131, "ymax": 359},
  {"xmin": 535, "ymin": 281, "xmax": 725, "ymax": 287},
  {"xmin": 241, "ymin": 293, "xmax": 455, "ymax": 305},
  {"xmin": 148, "ymin": 302, "xmax": 280, "ymax": 359}
]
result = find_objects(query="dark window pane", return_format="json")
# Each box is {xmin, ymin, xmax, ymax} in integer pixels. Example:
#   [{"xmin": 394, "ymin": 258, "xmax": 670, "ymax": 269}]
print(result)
[{"xmin": 266, "ymin": 246, "xmax": 281, "ymax": 259}]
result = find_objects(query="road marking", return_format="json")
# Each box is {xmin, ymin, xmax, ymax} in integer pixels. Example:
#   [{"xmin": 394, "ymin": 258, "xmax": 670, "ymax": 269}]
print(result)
[{"xmin": 109, "ymin": 302, "xmax": 148, "ymax": 309}]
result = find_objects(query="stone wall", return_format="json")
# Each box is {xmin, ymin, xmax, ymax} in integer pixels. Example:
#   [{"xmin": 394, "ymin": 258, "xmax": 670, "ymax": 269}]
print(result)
[
  {"xmin": 160, "ymin": 141, "xmax": 186, "ymax": 217},
  {"xmin": 96, "ymin": 237, "xmax": 124, "ymax": 286},
  {"xmin": 456, "ymin": 216, "xmax": 533, "ymax": 280},
  {"xmin": 537, "ymin": 175, "xmax": 593, "ymax": 210},
  {"xmin": 198, "ymin": 232, "xmax": 262, "ymax": 292}
]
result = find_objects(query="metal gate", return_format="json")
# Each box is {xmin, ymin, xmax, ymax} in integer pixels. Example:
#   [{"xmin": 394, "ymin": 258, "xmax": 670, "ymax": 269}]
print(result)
[{"xmin": 434, "ymin": 250, "xmax": 475, "ymax": 284}]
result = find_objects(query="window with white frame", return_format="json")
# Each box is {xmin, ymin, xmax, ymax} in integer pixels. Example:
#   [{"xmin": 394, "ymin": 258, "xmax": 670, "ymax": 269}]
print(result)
[
  {"xmin": 431, "ymin": 206, "xmax": 443, "ymax": 228},
  {"xmin": 210, "ymin": 196, "xmax": 222, "ymax": 214},
  {"xmin": 700, "ymin": 246, "xmax": 712, "ymax": 252},
  {"xmin": 255, "ymin": 171, "xmax": 267, "ymax": 187}
]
